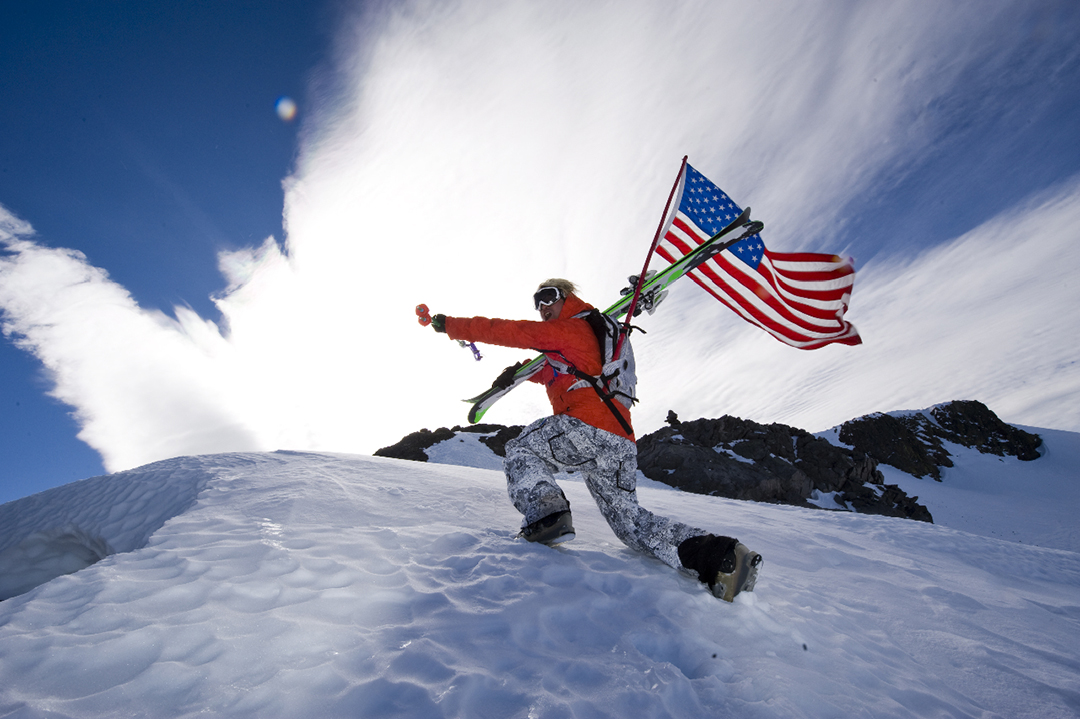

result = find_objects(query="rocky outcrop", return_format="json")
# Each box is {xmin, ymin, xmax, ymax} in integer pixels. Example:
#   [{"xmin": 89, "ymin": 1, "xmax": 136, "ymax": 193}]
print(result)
[
  {"xmin": 374, "ymin": 424, "xmax": 520, "ymax": 462},
  {"xmin": 838, "ymin": 400, "xmax": 1042, "ymax": 480},
  {"xmin": 636, "ymin": 413, "xmax": 933, "ymax": 522},
  {"xmin": 476, "ymin": 425, "xmax": 525, "ymax": 457},
  {"xmin": 372, "ymin": 401, "xmax": 1041, "ymax": 525}
]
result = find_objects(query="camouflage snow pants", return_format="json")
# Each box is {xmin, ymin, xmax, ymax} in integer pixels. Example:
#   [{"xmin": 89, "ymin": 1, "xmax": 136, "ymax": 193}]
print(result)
[{"xmin": 503, "ymin": 414, "xmax": 707, "ymax": 572}]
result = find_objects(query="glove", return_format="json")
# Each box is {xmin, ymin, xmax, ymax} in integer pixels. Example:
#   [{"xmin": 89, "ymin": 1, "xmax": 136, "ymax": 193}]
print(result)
[
  {"xmin": 493, "ymin": 360, "xmax": 526, "ymax": 389},
  {"xmin": 431, "ymin": 314, "xmax": 447, "ymax": 333}
]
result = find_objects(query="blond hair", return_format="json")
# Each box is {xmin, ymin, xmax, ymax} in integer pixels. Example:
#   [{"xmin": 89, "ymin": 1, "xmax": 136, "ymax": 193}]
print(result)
[{"xmin": 537, "ymin": 278, "xmax": 578, "ymax": 297}]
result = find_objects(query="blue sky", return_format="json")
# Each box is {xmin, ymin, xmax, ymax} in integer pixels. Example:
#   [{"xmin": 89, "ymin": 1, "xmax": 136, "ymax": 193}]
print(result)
[
  {"xmin": 1, "ymin": 1, "xmax": 333, "ymax": 500},
  {"xmin": 3, "ymin": 0, "xmax": 1079, "ymax": 505}
]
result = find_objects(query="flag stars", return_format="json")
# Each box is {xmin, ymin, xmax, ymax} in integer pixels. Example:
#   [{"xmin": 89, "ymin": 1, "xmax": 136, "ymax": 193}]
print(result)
[{"xmin": 679, "ymin": 165, "xmax": 745, "ymax": 236}]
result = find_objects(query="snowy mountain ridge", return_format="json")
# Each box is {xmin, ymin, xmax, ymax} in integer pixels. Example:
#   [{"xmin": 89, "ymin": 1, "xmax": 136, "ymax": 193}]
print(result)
[
  {"xmin": 380, "ymin": 401, "xmax": 1047, "ymax": 529},
  {"xmin": 1, "ymin": 429, "xmax": 1079, "ymax": 717}
]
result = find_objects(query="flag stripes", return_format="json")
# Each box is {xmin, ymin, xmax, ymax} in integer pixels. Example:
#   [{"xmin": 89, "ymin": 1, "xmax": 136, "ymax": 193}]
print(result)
[{"xmin": 656, "ymin": 164, "xmax": 862, "ymax": 349}]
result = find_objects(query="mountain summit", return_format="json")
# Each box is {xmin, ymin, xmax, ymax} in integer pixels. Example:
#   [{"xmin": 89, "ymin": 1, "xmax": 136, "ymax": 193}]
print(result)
[{"xmin": 2, "ymin": 415, "xmax": 1076, "ymax": 717}]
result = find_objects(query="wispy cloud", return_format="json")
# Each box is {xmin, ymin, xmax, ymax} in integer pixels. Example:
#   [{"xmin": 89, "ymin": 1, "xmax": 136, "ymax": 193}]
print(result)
[{"xmin": 2, "ymin": 0, "xmax": 1077, "ymax": 473}]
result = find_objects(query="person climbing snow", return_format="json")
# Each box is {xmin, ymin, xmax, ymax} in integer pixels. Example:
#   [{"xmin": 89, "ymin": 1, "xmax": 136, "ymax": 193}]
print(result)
[{"xmin": 428, "ymin": 279, "xmax": 762, "ymax": 602}]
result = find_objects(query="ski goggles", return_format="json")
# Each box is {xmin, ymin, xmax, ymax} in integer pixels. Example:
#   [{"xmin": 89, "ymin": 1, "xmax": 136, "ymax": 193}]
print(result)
[{"xmin": 533, "ymin": 286, "xmax": 563, "ymax": 310}]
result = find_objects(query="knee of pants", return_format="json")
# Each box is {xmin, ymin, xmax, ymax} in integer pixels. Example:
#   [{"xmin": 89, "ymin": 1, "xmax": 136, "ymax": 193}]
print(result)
[
  {"xmin": 616, "ymin": 459, "xmax": 637, "ymax": 492},
  {"xmin": 505, "ymin": 446, "xmax": 559, "ymax": 476},
  {"xmin": 547, "ymin": 431, "xmax": 600, "ymax": 468},
  {"xmin": 592, "ymin": 456, "xmax": 637, "ymax": 493}
]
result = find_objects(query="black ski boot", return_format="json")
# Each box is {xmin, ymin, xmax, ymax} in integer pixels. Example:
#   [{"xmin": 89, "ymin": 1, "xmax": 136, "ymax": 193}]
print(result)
[
  {"xmin": 678, "ymin": 534, "xmax": 763, "ymax": 602},
  {"xmin": 520, "ymin": 510, "xmax": 575, "ymax": 545}
]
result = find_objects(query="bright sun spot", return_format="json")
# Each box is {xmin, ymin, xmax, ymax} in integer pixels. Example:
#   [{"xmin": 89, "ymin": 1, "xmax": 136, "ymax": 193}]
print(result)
[{"xmin": 275, "ymin": 96, "xmax": 297, "ymax": 122}]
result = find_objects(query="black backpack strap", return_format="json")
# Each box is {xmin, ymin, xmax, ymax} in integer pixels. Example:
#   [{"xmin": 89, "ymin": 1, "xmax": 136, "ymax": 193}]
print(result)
[
  {"xmin": 536, "ymin": 346, "xmax": 635, "ymax": 437},
  {"xmin": 567, "ymin": 368, "xmax": 635, "ymax": 437}
]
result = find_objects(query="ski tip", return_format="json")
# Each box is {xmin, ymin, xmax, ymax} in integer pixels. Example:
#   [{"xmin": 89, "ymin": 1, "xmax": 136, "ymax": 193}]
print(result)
[{"xmin": 467, "ymin": 404, "xmax": 485, "ymax": 424}]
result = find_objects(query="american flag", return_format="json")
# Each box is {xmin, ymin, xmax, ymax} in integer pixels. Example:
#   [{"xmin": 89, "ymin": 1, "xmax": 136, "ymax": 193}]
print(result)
[{"xmin": 656, "ymin": 163, "xmax": 862, "ymax": 349}]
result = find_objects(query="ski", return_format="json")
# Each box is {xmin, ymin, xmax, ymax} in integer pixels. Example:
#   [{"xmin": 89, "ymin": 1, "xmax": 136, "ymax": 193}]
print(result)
[{"xmin": 464, "ymin": 209, "xmax": 763, "ymax": 423}]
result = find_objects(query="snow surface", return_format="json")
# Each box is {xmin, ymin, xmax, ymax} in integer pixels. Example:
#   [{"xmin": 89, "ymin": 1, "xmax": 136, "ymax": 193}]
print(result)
[{"xmin": 1, "ymin": 434, "xmax": 1079, "ymax": 717}]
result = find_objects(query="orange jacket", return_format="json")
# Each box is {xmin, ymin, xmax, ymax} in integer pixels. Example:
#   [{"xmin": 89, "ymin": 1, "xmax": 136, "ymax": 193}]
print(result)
[{"xmin": 444, "ymin": 294, "xmax": 634, "ymax": 440}]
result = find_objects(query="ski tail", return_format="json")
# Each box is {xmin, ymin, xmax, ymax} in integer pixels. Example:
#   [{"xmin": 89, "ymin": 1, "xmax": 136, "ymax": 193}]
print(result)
[{"xmin": 466, "ymin": 356, "xmax": 547, "ymax": 423}]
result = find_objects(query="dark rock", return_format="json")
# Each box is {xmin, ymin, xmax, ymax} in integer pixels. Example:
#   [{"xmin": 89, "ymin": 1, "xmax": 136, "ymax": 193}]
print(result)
[
  {"xmin": 929, "ymin": 401, "xmax": 1042, "ymax": 460},
  {"xmin": 477, "ymin": 425, "xmax": 524, "ymax": 458},
  {"xmin": 374, "ymin": 427, "xmax": 456, "ymax": 462},
  {"xmin": 635, "ymin": 414, "xmax": 924, "ymax": 521},
  {"xmin": 635, "ymin": 427, "xmax": 810, "ymax": 504},
  {"xmin": 839, "ymin": 413, "xmax": 949, "ymax": 480},
  {"xmin": 839, "ymin": 400, "xmax": 1042, "ymax": 480},
  {"xmin": 374, "ymin": 423, "xmax": 521, "ymax": 462}
]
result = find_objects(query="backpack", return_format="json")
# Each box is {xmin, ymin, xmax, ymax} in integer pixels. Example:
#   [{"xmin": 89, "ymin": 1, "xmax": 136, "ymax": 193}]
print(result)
[
  {"xmin": 544, "ymin": 309, "xmax": 638, "ymax": 435},
  {"xmin": 570, "ymin": 310, "xmax": 638, "ymax": 410}
]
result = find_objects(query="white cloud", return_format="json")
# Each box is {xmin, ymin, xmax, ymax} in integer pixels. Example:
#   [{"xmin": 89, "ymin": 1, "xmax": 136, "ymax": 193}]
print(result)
[
  {"xmin": 0, "ymin": 210, "xmax": 259, "ymax": 470},
  {"xmin": 2, "ymin": 0, "xmax": 1077, "ymax": 474}
]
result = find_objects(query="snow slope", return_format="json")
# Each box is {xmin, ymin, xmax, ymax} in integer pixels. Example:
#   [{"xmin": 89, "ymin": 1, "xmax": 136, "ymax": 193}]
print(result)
[{"xmin": 1, "ymin": 443, "xmax": 1079, "ymax": 717}]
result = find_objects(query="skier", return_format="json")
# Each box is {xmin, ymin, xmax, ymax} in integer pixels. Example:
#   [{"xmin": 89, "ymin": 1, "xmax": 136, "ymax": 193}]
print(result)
[{"xmin": 429, "ymin": 279, "xmax": 762, "ymax": 601}]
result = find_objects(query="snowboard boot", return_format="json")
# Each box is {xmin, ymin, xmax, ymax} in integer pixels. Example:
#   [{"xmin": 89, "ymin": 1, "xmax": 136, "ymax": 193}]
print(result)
[
  {"xmin": 520, "ymin": 510, "xmax": 575, "ymax": 545},
  {"xmin": 678, "ymin": 534, "xmax": 763, "ymax": 602}
]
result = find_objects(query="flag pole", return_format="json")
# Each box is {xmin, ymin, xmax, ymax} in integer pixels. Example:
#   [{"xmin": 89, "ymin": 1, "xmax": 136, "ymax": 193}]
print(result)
[{"xmin": 615, "ymin": 155, "xmax": 688, "ymax": 360}]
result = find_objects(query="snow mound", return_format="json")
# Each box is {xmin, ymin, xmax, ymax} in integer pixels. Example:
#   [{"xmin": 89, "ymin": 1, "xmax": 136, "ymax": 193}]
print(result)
[
  {"xmin": 0, "ymin": 455, "xmax": 220, "ymax": 601},
  {"xmin": 0, "ymin": 524, "xmax": 113, "ymax": 601},
  {"xmin": 1, "ymin": 449, "xmax": 1078, "ymax": 717},
  {"xmin": 424, "ymin": 431, "xmax": 505, "ymax": 471}
]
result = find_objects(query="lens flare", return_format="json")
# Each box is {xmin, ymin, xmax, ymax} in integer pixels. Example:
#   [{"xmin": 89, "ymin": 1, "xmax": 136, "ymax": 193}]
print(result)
[{"xmin": 275, "ymin": 96, "xmax": 297, "ymax": 122}]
